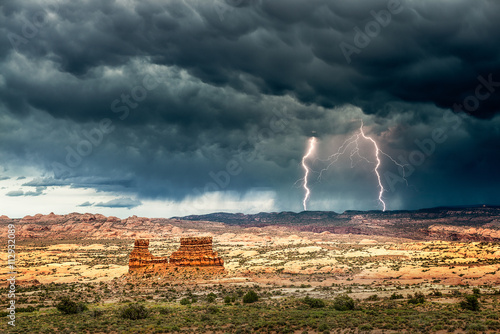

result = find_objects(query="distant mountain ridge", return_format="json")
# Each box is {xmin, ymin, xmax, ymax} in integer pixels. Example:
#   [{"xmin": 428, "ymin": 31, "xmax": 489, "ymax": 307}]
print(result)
[
  {"xmin": 174, "ymin": 205, "xmax": 500, "ymax": 225},
  {"xmin": 174, "ymin": 206, "xmax": 500, "ymax": 242},
  {"xmin": 1, "ymin": 206, "xmax": 499, "ymax": 242}
]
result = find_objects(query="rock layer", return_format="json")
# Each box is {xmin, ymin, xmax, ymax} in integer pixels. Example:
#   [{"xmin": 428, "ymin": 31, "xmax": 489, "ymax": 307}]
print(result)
[
  {"xmin": 170, "ymin": 237, "xmax": 224, "ymax": 266},
  {"xmin": 128, "ymin": 237, "xmax": 224, "ymax": 275}
]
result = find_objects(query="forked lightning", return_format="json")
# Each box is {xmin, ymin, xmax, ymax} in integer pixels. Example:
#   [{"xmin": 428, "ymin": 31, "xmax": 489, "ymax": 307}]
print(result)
[{"xmin": 300, "ymin": 121, "xmax": 407, "ymax": 211}]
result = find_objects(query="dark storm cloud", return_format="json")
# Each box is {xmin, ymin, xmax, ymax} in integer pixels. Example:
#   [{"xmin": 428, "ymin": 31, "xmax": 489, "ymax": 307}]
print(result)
[
  {"xmin": 1, "ymin": 0, "xmax": 500, "ymax": 212},
  {"xmin": 22, "ymin": 176, "xmax": 134, "ymax": 193},
  {"xmin": 1, "ymin": 0, "xmax": 499, "ymax": 121}
]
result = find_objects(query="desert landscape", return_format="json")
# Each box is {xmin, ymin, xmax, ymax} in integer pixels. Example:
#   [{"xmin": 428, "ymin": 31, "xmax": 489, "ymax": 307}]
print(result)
[
  {"xmin": 1, "ymin": 207, "xmax": 500, "ymax": 333},
  {"xmin": 3, "ymin": 0, "xmax": 500, "ymax": 333}
]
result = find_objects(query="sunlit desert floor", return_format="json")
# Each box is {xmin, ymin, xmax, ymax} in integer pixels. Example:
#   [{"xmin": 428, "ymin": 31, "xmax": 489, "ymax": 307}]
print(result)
[
  {"xmin": 2, "ymin": 225, "xmax": 500, "ymax": 333},
  {"xmin": 4, "ymin": 226, "xmax": 500, "ymax": 286}
]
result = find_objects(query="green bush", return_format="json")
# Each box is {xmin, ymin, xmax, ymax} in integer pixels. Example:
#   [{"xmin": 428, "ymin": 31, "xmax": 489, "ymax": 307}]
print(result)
[
  {"xmin": 206, "ymin": 305, "xmax": 219, "ymax": 314},
  {"xmin": 460, "ymin": 295, "xmax": 480, "ymax": 311},
  {"xmin": 56, "ymin": 297, "xmax": 88, "ymax": 315},
  {"xmin": 92, "ymin": 309, "xmax": 104, "ymax": 318},
  {"xmin": 180, "ymin": 298, "xmax": 191, "ymax": 305},
  {"xmin": 332, "ymin": 294, "xmax": 355, "ymax": 311},
  {"xmin": 408, "ymin": 292, "xmax": 426, "ymax": 304},
  {"xmin": 366, "ymin": 294, "xmax": 379, "ymax": 301},
  {"xmin": 224, "ymin": 296, "xmax": 232, "ymax": 304},
  {"xmin": 157, "ymin": 307, "xmax": 170, "ymax": 315},
  {"xmin": 17, "ymin": 306, "xmax": 36, "ymax": 313},
  {"xmin": 317, "ymin": 323, "xmax": 329, "ymax": 331},
  {"xmin": 390, "ymin": 292, "xmax": 404, "ymax": 300},
  {"xmin": 243, "ymin": 290, "xmax": 259, "ymax": 304},
  {"xmin": 466, "ymin": 322, "xmax": 486, "ymax": 331},
  {"xmin": 120, "ymin": 303, "xmax": 149, "ymax": 320},
  {"xmin": 430, "ymin": 290, "xmax": 442, "ymax": 297},
  {"xmin": 207, "ymin": 292, "xmax": 217, "ymax": 303},
  {"xmin": 302, "ymin": 296, "xmax": 325, "ymax": 308},
  {"xmin": 359, "ymin": 324, "xmax": 373, "ymax": 331}
]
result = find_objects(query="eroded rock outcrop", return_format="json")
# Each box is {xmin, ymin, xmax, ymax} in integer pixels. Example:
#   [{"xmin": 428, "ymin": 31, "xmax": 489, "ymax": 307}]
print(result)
[
  {"xmin": 169, "ymin": 237, "xmax": 224, "ymax": 267},
  {"xmin": 128, "ymin": 237, "xmax": 225, "ymax": 276}
]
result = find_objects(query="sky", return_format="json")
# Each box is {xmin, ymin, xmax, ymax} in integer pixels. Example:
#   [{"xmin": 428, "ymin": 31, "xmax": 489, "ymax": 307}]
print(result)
[{"xmin": 1, "ymin": 0, "xmax": 500, "ymax": 218}]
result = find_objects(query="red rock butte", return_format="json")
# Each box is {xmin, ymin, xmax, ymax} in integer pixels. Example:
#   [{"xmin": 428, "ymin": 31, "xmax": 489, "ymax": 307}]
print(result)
[{"xmin": 128, "ymin": 237, "xmax": 224, "ymax": 276}]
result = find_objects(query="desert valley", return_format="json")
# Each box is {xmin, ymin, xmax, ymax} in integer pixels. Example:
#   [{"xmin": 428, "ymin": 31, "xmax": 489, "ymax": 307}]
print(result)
[{"xmin": 1, "ymin": 207, "xmax": 500, "ymax": 333}]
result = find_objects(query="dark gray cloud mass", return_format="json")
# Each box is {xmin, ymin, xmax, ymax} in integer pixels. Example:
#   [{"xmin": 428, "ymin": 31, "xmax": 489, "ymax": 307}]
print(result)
[{"xmin": 0, "ymin": 0, "xmax": 499, "ymax": 213}]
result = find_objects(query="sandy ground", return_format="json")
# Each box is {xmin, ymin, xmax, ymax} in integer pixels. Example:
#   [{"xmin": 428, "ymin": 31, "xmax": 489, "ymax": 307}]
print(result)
[{"xmin": 1, "ymin": 227, "xmax": 499, "ymax": 288}]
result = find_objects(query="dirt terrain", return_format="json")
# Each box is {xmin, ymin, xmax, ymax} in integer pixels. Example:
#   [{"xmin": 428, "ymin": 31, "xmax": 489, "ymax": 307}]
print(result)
[
  {"xmin": 1, "ymin": 209, "xmax": 500, "ymax": 333},
  {"xmin": 1, "ymin": 210, "xmax": 499, "ymax": 287}
]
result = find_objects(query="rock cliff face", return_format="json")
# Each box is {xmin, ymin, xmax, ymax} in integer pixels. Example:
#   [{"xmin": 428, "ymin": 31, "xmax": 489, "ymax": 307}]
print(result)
[
  {"xmin": 169, "ymin": 237, "xmax": 224, "ymax": 267},
  {"xmin": 128, "ymin": 239, "xmax": 168, "ymax": 269},
  {"xmin": 128, "ymin": 237, "xmax": 224, "ymax": 276}
]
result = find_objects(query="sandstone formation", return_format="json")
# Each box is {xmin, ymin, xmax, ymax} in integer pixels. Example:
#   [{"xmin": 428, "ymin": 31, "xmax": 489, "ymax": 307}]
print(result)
[
  {"xmin": 128, "ymin": 239, "xmax": 168, "ymax": 269},
  {"xmin": 128, "ymin": 237, "xmax": 224, "ymax": 276},
  {"xmin": 170, "ymin": 237, "xmax": 224, "ymax": 266}
]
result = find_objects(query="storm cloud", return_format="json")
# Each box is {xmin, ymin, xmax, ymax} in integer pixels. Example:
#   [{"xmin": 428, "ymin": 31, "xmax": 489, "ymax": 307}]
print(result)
[{"xmin": 1, "ymin": 0, "xmax": 499, "ymax": 216}]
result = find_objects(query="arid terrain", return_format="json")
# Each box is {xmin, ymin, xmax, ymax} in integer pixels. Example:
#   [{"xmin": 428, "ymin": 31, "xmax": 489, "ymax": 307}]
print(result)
[{"xmin": 1, "ymin": 208, "xmax": 500, "ymax": 333}]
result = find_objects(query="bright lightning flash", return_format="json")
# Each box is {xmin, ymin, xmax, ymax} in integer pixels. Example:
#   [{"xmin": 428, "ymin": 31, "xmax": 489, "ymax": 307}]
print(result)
[
  {"xmin": 316, "ymin": 120, "xmax": 407, "ymax": 211},
  {"xmin": 359, "ymin": 123, "xmax": 386, "ymax": 211},
  {"xmin": 301, "ymin": 137, "xmax": 316, "ymax": 211}
]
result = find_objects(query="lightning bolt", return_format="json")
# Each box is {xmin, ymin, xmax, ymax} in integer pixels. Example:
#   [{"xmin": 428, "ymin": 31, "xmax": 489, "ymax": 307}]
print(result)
[
  {"xmin": 313, "ymin": 120, "xmax": 407, "ymax": 211},
  {"xmin": 359, "ymin": 122, "xmax": 386, "ymax": 211},
  {"xmin": 301, "ymin": 137, "xmax": 316, "ymax": 211}
]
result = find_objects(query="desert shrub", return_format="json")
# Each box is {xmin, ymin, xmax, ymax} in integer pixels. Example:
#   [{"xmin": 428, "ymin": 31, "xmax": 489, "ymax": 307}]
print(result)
[
  {"xmin": 390, "ymin": 292, "xmax": 404, "ymax": 300},
  {"xmin": 224, "ymin": 296, "xmax": 232, "ymax": 304},
  {"xmin": 243, "ymin": 290, "xmax": 259, "ymax": 304},
  {"xmin": 180, "ymin": 298, "xmax": 191, "ymax": 305},
  {"xmin": 430, "ymin": 290, "xmax": 442, "ymax": 297},
  {"xmin": 56, "ymin": 297, "xmax": 88, "ymax": 315},
  {"xmin": 92, "ymin": 309, "xmax": 104, "ymax": 318},
  {"xmin": 120, "ymin": 303, "xmax": 149, "ymax": 320},
  {"xmin": 207, "ymin": 292, "xmax": 217, "ymax": 303},
  {"xmin": 333, "ymin": 294, "xmax": 355, "ymax": 311},
  {"xmin": 466, "ymin": 322, "xmax": 486, "ymax": 331},
  {"xmin": 366, "ymin": 294, "xmax": 379, "ymax": 301},
  {"xmin": 157, "ymin": 307, "xmax": 170, "ymax": 315},
  {"xmin": 472, "ymin": 287, "xmax": 481, "ymax": 295},
  {"xmin": 359, "ymin": 324, "xmax": 373, "ymax": 331},
  {"xmin": 486, "ymin": 319, "xmax": 500, "ymax": 330},
  {"xmin": 408, "ymin": 292, "xmax": 426, "ymax": 304},
  {"xmin": 302, "ymin": 296, "xmax": 325, "ymax": 308},
  {"xmin": 382, "ymin": 301, "xmax": 397, "ymax": 309},
  {"xmin": 17, "ymin": 306, "xmax": 36, "ymax": 313},
  {"xmin": 206, "ymin": 305, "xmax": 219, "ymax": 314},
  {"xmin": 460, "ymin": 295, "xmax": 480, "ymax": 311},
  {"xmin": 317, "ymin": 323, "xmax": 329, "ymax": 331}
]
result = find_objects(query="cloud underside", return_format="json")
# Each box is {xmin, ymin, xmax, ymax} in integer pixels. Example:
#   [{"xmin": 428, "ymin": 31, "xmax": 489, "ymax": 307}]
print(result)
[{"xmin": 94, "ymin": 197, "xmax": 142, "ymax": 209}]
